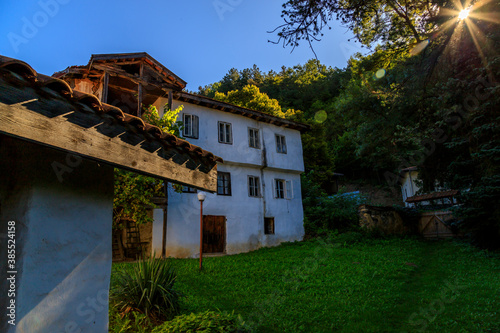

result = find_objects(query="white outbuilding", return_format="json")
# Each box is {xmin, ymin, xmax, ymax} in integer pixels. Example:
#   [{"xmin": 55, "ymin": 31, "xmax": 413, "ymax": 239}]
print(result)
[{"xmin": 0, "ymin": 55, "xmax": 219, "ymax": 332}]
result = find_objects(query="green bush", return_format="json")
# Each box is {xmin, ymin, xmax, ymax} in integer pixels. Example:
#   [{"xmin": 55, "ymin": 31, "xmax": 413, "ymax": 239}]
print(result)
[
  {"xmin": 110, "ymin": 256, "xmax": 181, "ymax": 321},
  {"xmin": 302, "ymin": 174, "xmax": 367, "ymax": 236},
  {"xmin": 109, "ymin": 305, "xmax": 153, "ymax": 333},
  {"xmin": 152, "ymin": 310, "xmax": 249, "ymax": 333}
]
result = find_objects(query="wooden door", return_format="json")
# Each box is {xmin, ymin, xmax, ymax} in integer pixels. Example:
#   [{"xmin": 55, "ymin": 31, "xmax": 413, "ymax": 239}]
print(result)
[{"xmin": 203, "ymin": 215, "xmax": 226, "ymax": 253}]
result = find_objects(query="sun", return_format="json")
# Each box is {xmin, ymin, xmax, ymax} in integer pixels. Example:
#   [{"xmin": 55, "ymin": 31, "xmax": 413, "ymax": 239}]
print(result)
[{"xmin": 458, "ymin": 7, "xmax": 471, "ymax": 20}]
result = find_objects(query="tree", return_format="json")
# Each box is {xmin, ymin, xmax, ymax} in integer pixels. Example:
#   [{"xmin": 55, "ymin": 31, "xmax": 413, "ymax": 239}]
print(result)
[
  {"xmin": 273, "ymin": 0, "xmax": 500, "ymax": 247},
  {"xmin": 272, "ymin": 0, "xmax": 442, "ymax": 52},
  {"xmin": 213, "ymin": 84, "xmax": 283, "ymax": 116},
  {"xmin": 113, "ymin": 105, "xmax": 184, "ymax": 227}
]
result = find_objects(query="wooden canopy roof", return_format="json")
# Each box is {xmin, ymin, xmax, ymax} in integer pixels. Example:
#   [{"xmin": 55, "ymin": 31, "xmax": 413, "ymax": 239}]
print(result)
[
  {"xmin": 0, "ymin": 55, "xmax": 221, "ymax": 192},
  {"xmin": 54, "ymin": 52, "xmax": 186, "ymax": 91}
]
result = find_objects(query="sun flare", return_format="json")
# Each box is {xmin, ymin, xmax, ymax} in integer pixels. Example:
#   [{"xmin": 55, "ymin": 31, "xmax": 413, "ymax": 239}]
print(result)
[{"xmin": 458, "ymin": 7, "xmax": 471, "ymax": 20}]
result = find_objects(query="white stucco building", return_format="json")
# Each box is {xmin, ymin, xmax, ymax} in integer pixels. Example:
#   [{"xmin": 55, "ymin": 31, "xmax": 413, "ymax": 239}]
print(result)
[
  {"xmin": 400, "ymin": 167, "xmax": 420, "ymax": 207},
  {"xmin": 152, "ymin": 92, "xmax": 308, "ymax": 257},
  {"xmin": 55, "ymin": 53, "xmax": 309, "ymax": 258},
  {"xmin": 400, "ymin": 167, "xmax": 458, "ymax": 208}
]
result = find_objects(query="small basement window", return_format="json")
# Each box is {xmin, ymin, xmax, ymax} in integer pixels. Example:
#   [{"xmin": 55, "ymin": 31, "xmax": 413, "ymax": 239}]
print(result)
[{"xmin": 264, "ymin": 217, "xmax": 275, "ymax": 235}]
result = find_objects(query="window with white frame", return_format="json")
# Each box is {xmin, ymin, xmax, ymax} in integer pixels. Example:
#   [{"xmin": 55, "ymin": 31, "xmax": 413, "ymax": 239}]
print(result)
[
  {"xmin": 248, "ymin": 128, "xmax": 260, "ymax": 149},
  {"xmin": 248, "ymin": 176, "xmax": 260, "ymax": 197},
  {"xmin": 217, "ymin": 172, "xmax": 231, "ymax": 196},
  {"xmin": 276, "ymin": 134, "xmax": 287, "ymax": 154},
  {"xmin": 274, "ymin": 179, "xmax": 293, "ymax": 199},
  {"xmin": 218, "ymin": 121, "xmax": 232, "ymax": 144},
  {"xmin": 183, "ymin": 114, "xmax": 199, "ymax": 139}
]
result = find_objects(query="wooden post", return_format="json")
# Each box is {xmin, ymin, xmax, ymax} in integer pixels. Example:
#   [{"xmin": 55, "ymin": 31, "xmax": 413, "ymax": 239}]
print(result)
[
  {"xmin": 161, "ymin": 183, "xmax": 168, "ymax": 259},
  {"xmin": 137, "ymin": 62, "xmax": 144, "ymax": 117},
  {"xmin": 168, "ymin": 89, "xmax": 173, "ymax": 111},
  {"xmin": 102, "ymin": 72, "xmax": 109, "ymax": 104},
  {"xmin": 199, "ymin": 200, "xmax": 203, "ymax": 271}
]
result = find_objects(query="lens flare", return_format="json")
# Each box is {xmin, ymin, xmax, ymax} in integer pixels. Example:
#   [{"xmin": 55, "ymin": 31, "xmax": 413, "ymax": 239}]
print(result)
[
  {"xmin": 314, "ymin": 110, "xmax": 327, "ymax": 123},
  {"xmin": 458, "ymin": 7, "xmax": 470, "ymax": 20},
  {"xmin": 375, "ymin": 69, "xmax": 386, "ymax": 79}
]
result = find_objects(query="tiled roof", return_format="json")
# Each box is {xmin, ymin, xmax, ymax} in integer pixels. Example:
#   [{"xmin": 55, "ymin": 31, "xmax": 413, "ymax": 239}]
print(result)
[
  {"xmin": 400, "ymin": 166, "xmax": 418, "ymax": 173},
  {"xmin": 0, "ymin": 55, "xmax": 222, "ymax": 166},
  {"xmin": 174, "ymin": 91, "xmax": 311, "ymax": 132},
  {"xmin": 406, "ymin": 190, "xmax": 459, "ymax": 203},
  {"xmin": 52, "ymin": 52, "xmax": 310, "ymax": 132}
]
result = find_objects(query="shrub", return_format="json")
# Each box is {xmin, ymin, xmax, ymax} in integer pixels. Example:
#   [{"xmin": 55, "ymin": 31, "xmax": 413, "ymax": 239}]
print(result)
[
  {"xmin": 110, "ymin": 256, "xmax": 181, "ymax": 321},
  {"xmin": 302, "ymin": 174, "xmax": 367, "ymax": 236},
  {"xmin": 151, "ymin": 310, "xmax": 249, "ymax": 333},
  {"xmin": 109, "ymin": 305, "xmax": 153, "ymax": 333}
]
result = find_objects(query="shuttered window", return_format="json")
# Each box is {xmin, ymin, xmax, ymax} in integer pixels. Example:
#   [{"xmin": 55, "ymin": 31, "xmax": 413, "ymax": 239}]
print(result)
[{"xmin": 274, "ymin": 179, "xmax": 293, "ymax": 199}]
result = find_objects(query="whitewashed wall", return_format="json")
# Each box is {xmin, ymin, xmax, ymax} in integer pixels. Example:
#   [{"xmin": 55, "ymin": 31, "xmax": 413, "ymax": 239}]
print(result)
[
  {"xmin": 401, "ymin": 170, "xmax": 420, "ymax": 207},
  {"xmin": 154, "ymin": 98, "xmax": 305, "ymax": 172},
  {"xmin": 151, "ymin": 99, "xmax": 305, "ymax": 258},
  {"xmin": 0, "ymin": 137, "xmax": 113, "ymax": 333}
]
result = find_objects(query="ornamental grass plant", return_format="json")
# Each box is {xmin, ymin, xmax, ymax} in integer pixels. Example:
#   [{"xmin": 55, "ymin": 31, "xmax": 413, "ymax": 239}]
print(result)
[{"xmin": 110, "ymin": 255, "xmax": 181, "ymax": 322}]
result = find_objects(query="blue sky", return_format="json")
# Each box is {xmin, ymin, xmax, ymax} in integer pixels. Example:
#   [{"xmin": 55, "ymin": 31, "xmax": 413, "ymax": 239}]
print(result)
[{"xmin": 1, "ymin": 0, "xmax": 364, "ymax": 91}]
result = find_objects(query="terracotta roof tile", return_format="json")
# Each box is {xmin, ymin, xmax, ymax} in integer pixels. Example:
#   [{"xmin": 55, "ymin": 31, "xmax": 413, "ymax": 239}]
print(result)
[{"xmin": 406, "ymin": 190, "xmax": 459, "ymax": 203}]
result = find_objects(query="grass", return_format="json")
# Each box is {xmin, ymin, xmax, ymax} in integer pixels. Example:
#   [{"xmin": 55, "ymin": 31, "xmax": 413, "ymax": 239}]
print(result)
[{"xmin": 110, "ymin": 237, "xmax": 500, "ymax": 332}]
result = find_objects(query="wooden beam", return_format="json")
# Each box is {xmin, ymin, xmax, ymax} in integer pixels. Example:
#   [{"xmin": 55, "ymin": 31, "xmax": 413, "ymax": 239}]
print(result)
[
  {"xmin": 0, "ymin": 101, "xmax": 217, "ymax": 192},
  {"xmin": 102, "ymin": 72, "xmax": 109, "ymax": 104},
  {"xmin": 168, "ymin": 89, "xmax": 173, "ymax": 111},
  {"xmin": 108, "ymin": 83, "xmax": 139, "ymax": 95}
]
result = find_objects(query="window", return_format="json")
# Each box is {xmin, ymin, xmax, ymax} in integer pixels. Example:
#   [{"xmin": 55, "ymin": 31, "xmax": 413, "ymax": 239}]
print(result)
[
  {"xmin": 217, "ymin": 172, "xmax": 231, "ymax": 196},
  {"xmin": 248, "ymin": 176, "xmax": 260, "ymax": 197},
  {"xmin": 218, "ymin": 121, "xmax": 232, "ymax": 144},
  {"xmin": 182, "ymin": 186, "xmax": 197, "ymax": 193},
  {"xmin": 248, "ymin": 128, "xmax": 260, "ymax": 149},
  {"xmin": 264, "ymin": 217, "xmax": 275, "ymax": 235},
  {"xmin": 275, "ymin": 179, "xmax": 285, "ymax": 199},
  {"xmin": 276, "ymin": 134, "xmax": 287, "ymax": 154},
  {"xmin": 274, "ymin": 179, "xmax": 293, "ymax": 199},
  {"xmin": 183, "ymin": 114, "xmax": 199, "ymax": 139}
]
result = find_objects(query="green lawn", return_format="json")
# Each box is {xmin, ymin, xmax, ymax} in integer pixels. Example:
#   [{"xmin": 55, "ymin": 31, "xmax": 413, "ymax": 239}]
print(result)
[{"xmin": 111, "ymin": 237, "xmax": 500, "ymax": 332}]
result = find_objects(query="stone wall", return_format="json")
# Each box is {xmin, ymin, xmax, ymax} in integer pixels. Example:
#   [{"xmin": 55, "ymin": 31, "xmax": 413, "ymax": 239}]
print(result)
[{"xmin": 358, "ymin": 204, "xmax": 415, "ymax": 235}]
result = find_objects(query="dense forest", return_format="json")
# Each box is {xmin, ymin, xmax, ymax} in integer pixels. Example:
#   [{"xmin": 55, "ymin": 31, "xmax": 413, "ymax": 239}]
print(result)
[{"xmin": 196, "ymin": 0, "xmax": 500, "ymax": 248}]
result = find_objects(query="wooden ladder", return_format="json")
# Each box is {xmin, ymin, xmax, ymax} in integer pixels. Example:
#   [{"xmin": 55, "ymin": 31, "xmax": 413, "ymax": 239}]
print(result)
[
  {"xmin": 112, "ymin": 229, "xmax": 125, "ymax": 261},
  {"xmin": 125, "ymin": 219, "xmax": 144, "ymax": 259}
]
